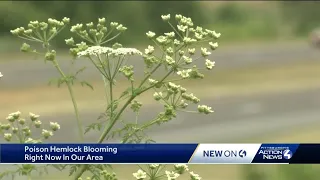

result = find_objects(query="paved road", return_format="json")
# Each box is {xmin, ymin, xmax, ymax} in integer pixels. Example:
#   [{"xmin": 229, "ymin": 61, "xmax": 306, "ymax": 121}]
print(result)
[
  {"xmin": 0, "ymin": 86, "xmax": 314, "ymax": 144},
  {"xmin": 1, "ymin": 41, "xmax": 319, "ymax": 88}
]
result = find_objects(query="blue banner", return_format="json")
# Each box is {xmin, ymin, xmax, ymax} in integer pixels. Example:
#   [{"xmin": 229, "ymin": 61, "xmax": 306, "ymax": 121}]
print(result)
[
  {"xmin": 1, "ymin": 143, "xmax": 320, "ymax": 164},
  {"xmin": 0, "ymin": 144, "xmax": 198, "ymax": 164}
]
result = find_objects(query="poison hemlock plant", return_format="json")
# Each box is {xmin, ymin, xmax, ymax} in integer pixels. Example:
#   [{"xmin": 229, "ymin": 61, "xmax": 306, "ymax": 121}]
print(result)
[{"xmin": 1, "ymin": 14, "xmax": 221, "ymax": 180}]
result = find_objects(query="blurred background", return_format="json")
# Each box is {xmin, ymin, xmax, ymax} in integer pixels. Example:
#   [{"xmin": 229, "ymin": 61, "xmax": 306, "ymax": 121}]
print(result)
[{"xmin": 1, "ymin": 1, "xmax": 320, "ymax": 180}]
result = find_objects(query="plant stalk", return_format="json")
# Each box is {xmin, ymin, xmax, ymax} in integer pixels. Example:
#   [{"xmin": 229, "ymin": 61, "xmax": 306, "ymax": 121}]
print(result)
[
  {"xmin": 53, "ymin": 60, "xmax": 84, "ymax": 142},
  {"xmin": 72, "ymin": 70, "xmax": 173, "ymax": 179}
]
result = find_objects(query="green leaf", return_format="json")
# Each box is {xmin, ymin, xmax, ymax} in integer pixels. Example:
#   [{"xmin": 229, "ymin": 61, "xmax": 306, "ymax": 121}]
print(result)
[
  {"xmin": 80, "ymin": 81, "xmax": 94, "ymax": 90},
  {"xmin": 69, "ymin": 165, "xmax": 78, "ymax": 176},
  {"xmin": 75, "ymin": 67, "xmax": 86, "ymax": 76}
]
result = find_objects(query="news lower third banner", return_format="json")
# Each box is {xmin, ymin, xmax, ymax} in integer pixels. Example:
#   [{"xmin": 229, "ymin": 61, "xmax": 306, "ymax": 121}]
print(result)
[{"xmin": 0, "ymin": 144, "xmax": 320, "ymax": 164}]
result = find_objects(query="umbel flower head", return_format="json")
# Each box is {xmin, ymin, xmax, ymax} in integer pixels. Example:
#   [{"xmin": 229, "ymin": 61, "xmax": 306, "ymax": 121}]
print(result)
[
  {"xmin": 0, "ymin": 72, "xmax": 3, "ymax": 78},
  {"xmin": 77, "ymin": 46, "xmax": 142, "ymax": 57}
]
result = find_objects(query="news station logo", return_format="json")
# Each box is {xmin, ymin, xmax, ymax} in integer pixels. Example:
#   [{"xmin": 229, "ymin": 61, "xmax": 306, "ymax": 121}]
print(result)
[
  {"xmin": 258, "ymin": 147, "xmax": 292, "ymax": 160},
  {"xmin": 203, "ymin": 149, "xmax": 247, "ymax": 158}
]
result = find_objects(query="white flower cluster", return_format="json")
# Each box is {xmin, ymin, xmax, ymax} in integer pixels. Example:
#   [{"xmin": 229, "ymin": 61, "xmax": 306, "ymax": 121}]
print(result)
[
  {"xmin": 177, "ymin": 69, "xmax": 192, "ymax": 78},
  {"xmin": 77, "ymin": 46, "xmax": 113, "ymax": 57},
  {"xmin": 113, "ymin": 48, "xmax": 142, "ymax": 56},
  {"xmin": 165, "ymin": 170, "xmax": 180, "ymax": 180},
  {"xmin": 1, "ymin": 111, "xmax": 60, "ymax": 142},
  {"xmin": 145, "ymin": 45, "xmax": 155, "ymax": 55},
  {"xmin": 205, "ymin": 59, "xmax": 215, "ymax": 70},
  {"xmin": 77, "ymin": 46, "xmax": 142, "ymax": 57},
  {"xmin": 148, "ymin": 78, "xmax": 158, "ymax": 85},
  {"xmin": 0, "ymin": 72, "xmax": 3, "ymax": 78},
  {"xmin": 153, "ymin": 92, "xmax": 163, "ymax": 101},
  {"xmin": 144, "ymin": 14, "xmax": 220, "ymax": 75},
  {"xmin": 11, "ymin": 18, "xmax": 69, "ymax": 36},
  {"xmin": 190, "ymin": 171, "xmax": 202, "ymax": 180},
  {"xmin": 198, "ymin": 105, "xmax": 214, "ymax": 114},
  {"xmin": 133, "ymin": 169, "xmax": 147, "ymax": 180}
]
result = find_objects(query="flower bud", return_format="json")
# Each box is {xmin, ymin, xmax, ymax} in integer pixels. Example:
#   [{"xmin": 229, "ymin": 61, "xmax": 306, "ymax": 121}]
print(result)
[
  {"xmin": 198, "ymin": 105, "xmax": 213, "ymax": 114},
  {"xmin": 153, "ymin": 92, "xmax": 163, "ymax": 101},
  {"xmin": 179, "ymin": 87, "xmax": 187, "ymax": 93},
  {"xmin": 50, "ymin": 122, "xmax": 60, "ymax": 131},
  {"xmin": 10, "ymin": 111, "xmax": 21, "ymax": 119},
  {"xmin": 201, "ymin": 47, "xmax": 211, "ymax": 57},
  {"xmin": 161, "ymin": 14, "xmax": 170, "ymax": 21},
  {"xmin": 116, "ymin": 24, "xmax": 127, "ymax": 32},
  {"xmin": 178, "ymin": 50, "xmax": 184, "ymax": 56},
  {"xmin": 20, "ymin": 43, "xmax": 31, "ymax": 52},
  {"xmin": 6, "ymin": 115, "xmax": 15, "ymax": 122},
  {"xmin": 175, "ymin": 14, "xmax": 182, "ymax": 20},
  {"xmin": 62, "ymin": 17, "xmax": 70, "ymax": 24},
  {"xmin": 97, "ymin": 24, "xmax": 103, "ymax": 30},
  {"xmin": 165, "ymin": 55, "xmax": 174, "ymax": 65},
  {"xmin": 188, "ymin": 48, "xmax": 196, "ymax": 55},
  {"xmin": 133, "ymin": 169, "xmax": 147, "ymax": 180},
  {"xmin": 174, "ymin": 164, "xmax": 189, "ymax": 174},
  {"xmin": 24, "ymin": 129, "xmax": 31, "ymax": 136},
  {"xmin": 164, "ymin": 32, "xmax": 175, "ymax": 38},
  {"xmin": 42, "ymin": 129, "xmax": 53, "ymax": 139},
  {"xmin": 182, "ymin": 56, "xmax": 192, "ymax": 64},
  {"xmin": 130, "ymin": 100, "xmax": 142, "ymax": 112},
  {"xmin": 112, "ymin": 43, "xmax": 123, "ymax": 49},
  {"xmin": 146, "ymin": 31, "xmax": 156, "ymax": 38},
  {"xmin": 70, "ymin": 48, "xmax": 80, "ymax": 57},
  {"xmin": 50, "ymin": 27, "xmax": 57, "ymax": 34},
  {"xmin": 65, "ymin": 37, "xmax": 75, "ymax": 46},
  {"xmin": 166, "ymin": 47, "xmax": 174, "ymax": 56},
  {"xmin": 101, "ymin": 27, "xmax": 108, "ymax": 33},
  {"xmin": 4, "ymin": 133, "xmax": 12, "ymax": 142},
  {"xmin": 144, "ymin": 45, "xmax": 154, "ymax": 55},
  {"xmin": 45, "ymin": 50, "xmax": 56, "ymax": 61},
  {"xmin": 24, "ymin": 29, "xmax": 33, "ymax": 35},
  {"xmin": 173, "ymin": 39, "xmax": 180, "ymax": 46},
  {"xmin": 18, "ymin": 118, "xmax": 26, "ymax": 125},
  {"xmin": 86, "ymin": 22, "xmax": 94, "ymax": 28},
  {"xmin": 110, "ymin": 22, "xmax": 119, "ymax": 28},
  {"xmin": 89, "ymin": 29, "xmax": 98, "ymax": 35},
  {"xmin": 148, "ymin": 78, "xmax": 158, "ymax": 85},
  {"xmin": 205, "ymin": 59, "xmax": 215, "ymax": 70},
  {"xmin": 40, "ymin": 22, "xmax": 48, "ymax": 30},
  {"xmin": 177, "ymin": 25, "xmax": 187, "ymax": 32},
  {"xmin": 98, "ymin": 18, "xmax": 106, "ymax": 24},
  {"xmin": 96, "ymin": 32, "xmax": 104, "ymax": 39},
  {"xmin": 209, "ymin": 42, "xmax": 218, "ymax": 50},
  {"xmin": 34, "ymin": 120, "xmax": 42, "ymax": 128},
  {"xmin": 2, "ymin": 124, "xmax": 11, "ymax": 130}
]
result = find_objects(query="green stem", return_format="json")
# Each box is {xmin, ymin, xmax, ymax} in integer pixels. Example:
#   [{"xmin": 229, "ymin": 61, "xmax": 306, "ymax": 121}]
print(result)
[
  {"xmin": 138, "ymin": 63, "xmax": 162, "ymax": 88},
  {"xmin": 52, "ymin": 60, "xmax": 84, "ymax": 142},
  {"xmin": 73, "ymin": 69, "xmax": 174, "ymax": 179}
]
